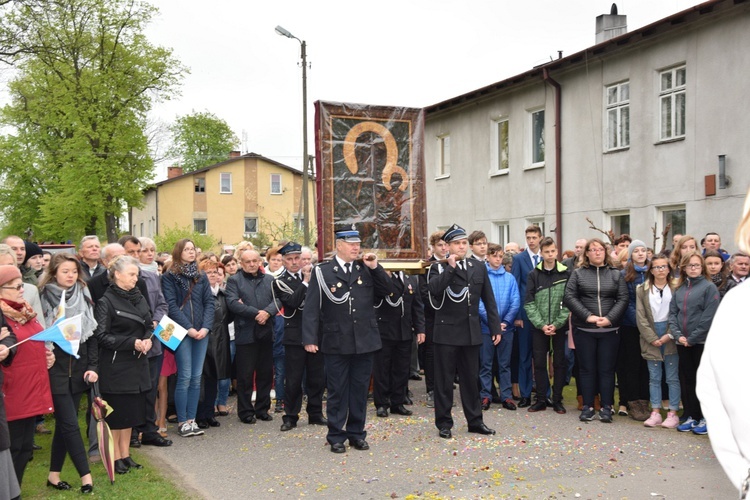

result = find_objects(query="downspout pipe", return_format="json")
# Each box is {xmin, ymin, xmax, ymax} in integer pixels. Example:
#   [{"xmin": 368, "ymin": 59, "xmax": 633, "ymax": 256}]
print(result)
[{"xmin": 543, "ymin": 67, "xmax": 563, "ymax": 249}]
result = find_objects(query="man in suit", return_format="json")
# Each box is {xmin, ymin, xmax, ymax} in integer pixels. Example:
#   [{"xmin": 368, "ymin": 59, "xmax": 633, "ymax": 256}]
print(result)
[
  {"xmin": 511, "ymin": 225, "xmax": 542, "ymax": 407},
  {"xmin": 373, "ymin": 270, "xmax": 425, "ymax": 418},
  {"xmin": 428, "ymin": 224, "xmax": 502, "ymax": 439},
  {"xmin": 273, "ymin": 242, "xmax": 327, "ymax": 432},
  {"xmin": 302, "ymin": 224, "xmax": 395, "ymax": 453}
]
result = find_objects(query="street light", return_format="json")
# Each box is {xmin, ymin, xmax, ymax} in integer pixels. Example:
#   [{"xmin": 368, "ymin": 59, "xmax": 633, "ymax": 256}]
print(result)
[{"xmin": 275, "ymin": 25, "xmax": 310, "ymax": 246}]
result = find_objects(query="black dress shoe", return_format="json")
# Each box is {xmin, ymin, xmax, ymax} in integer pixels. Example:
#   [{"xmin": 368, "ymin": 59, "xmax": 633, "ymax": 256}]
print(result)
[
  {"xmin": 330, "ymin": 442, "xmax": 346, "ymax": 454},
  {"xmin": 390, "ymin": 405, "xmax": 412, "ymax": 416},
  {"xmin": 552, "ymin": 402, "xmax": 567, "ymax": 414},
  {"xmin": 257, "ymin": 413, "xmax": 273, "ymax": 421},
  {"xmin": 241, "ymin": 416, "xmax": 257, "ymax": 424},
  {"xmin": 196, "ymin": 420, "xmax": 210, "ymax": 429},
  {"xmin": 438, "ymin": 428, "xmax": 452, "ymax": 439},
  {"xmin": 517, "ymin": 397, "xmax": 532, "ymax": 408},
  {"xmin": 80, "ymin": 484, "xmax": 94, "ymax": 494},
  {"xmin": 114, "ymin": 459, "xmax": 130, "ymax": 474},
  {"xmin": 33, "ymin": 443, "xmax": 42, "ymax": 450},
  {"xmin": 309, "ymin": 416, "xmax": 328, "ymax": 425},
  {"xmin": 123, "ymin": 456, "xmax": 143, "ymax": 469},
  {"xmin": 409, "ymin": 373, "xmax": 422, "ymax": 381},
  {"xmin": 206, "ymin": 417, "xmax": 221, "ymax": 427},
  {"xmin": 468, "ymin": 423, "xmax": 496, "ymax": 435},
  {"xmin": 528, "ymin": 400, "xmax": 547, "ymax": 412},
  {"xmin": 141, "ymin": 435, "xmax": 173, "ymax": 447},
  {"xmin": 351, "ymin": 439, "xmax": 369, "ymax": 450},
  {"xmin": 404, "ymin": 394, "xmax": 413, "ymax": 405},
  {"xmin": 376, "ymin": 407, "xmax": 388, "ymax": 418},
  {"xmin": 129, "ymin": 437, "xmax": 142, "ymax": 448},
  {"xmin": 47, "ymin": 480, "xmax": 72, "ymax": 490},
  {"xmin": 280, "ymin": 421, "xmax": 296, "ymax": 431},
  {"xmin": 502, "ymin": 399, "xmax": 517, "ymax": 411}
]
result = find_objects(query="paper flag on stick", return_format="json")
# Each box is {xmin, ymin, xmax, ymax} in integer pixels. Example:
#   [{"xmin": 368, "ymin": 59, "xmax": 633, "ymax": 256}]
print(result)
[
  {"xmin": 153, "ymin": 315, "xmax": 188, "ymax": 351},
  {"xmin": 30, "ymin": 314, "xmax": 83, "ymax": 358}
]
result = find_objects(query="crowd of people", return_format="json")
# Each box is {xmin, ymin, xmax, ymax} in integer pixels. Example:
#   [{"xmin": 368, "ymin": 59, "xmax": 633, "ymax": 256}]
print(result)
[{"xmin": 0, "ymin": 209, "xmax": 748, "ymax": 497}]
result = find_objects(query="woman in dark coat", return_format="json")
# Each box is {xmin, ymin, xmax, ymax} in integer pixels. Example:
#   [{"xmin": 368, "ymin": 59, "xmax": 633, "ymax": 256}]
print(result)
[
  {"xmin": 39, "ymin": 254, "xmax": 98, "ymax": 493},
  {"xmin": 94, "ymin": 256, "xmax": 153, "ymax": 475},
  {"xmin": 196, "ymin": 260, "xmax": 232, "ymax": 428}
]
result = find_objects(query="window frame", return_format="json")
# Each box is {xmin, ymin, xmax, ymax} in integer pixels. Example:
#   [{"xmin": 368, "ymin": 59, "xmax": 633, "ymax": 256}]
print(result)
[
  {"xmin": 605, "ymin": 81, "xmax": 630, "ymax": 151},
  {"xmin": 490, "ymin": 118, "xmax": 510, "ymax": 176},
  {"xmin": 194, "ymin": 177, "xmax": 206, "ymax": 193},
  {"xmin": 243, "ymin": 217, "xmax": 258, "ymax": 235},
  {"xmin": 608, "ymin": 210, "xmax": 631, "ymax": 236},
  {"xmin": 658, "ymin": 65, "xmax": 686, "ymax": 142},
  {"xmin": 525, "ymin": 217, "xmax": 546, "ymax": 237},
  {"xmin": 528, "ymin": 108, "xmax": 545, "ymax": 169},
  {"xmin": 220, "ymin": 172, "xmax": 232, "ymax": 194},
  {"xmin": 492, "ymin": 221, "xmax": 510, "ymax": 248},
  {"xmin": 194, "ymin": 218, "xmax": 207, "ymax": 235},
  {"xmin": 436, "ymin": 134, "xmax": 451, "ymax": 179},
  {"xmin": 270, "ymin": 173, "xmax": 282, "ymax": 195},
  {"xmin": 659, "ymin": 205, "xmax": 686, "ymax": 245}
]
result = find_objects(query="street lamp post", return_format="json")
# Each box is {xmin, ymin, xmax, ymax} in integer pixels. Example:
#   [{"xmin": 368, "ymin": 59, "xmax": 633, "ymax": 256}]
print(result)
[{"xmin": 275, "ymin": 25, "xmax": 310, "ymax": 246}]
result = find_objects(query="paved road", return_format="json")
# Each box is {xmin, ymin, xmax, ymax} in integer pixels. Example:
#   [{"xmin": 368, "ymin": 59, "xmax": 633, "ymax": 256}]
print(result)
[{"xmin": 142, "ymin": 385, "xmax": 736, "ymax": 499}]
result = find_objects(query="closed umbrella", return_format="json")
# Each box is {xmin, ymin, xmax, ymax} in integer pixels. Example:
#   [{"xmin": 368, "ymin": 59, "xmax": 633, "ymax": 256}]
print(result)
[{"xmin": 89, "ymin": 380, "xmax": 116, "ymax": 484}]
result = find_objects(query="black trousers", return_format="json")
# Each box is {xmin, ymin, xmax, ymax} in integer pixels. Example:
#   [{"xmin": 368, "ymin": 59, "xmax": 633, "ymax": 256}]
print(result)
[
  {"xmin": 531, "ymin": 328, "xmax": 568, "ymax": 403},
  {"xmin": 421, "ymin": 328, "xmax": 435, "ymax": 394},
  {"xmin": 433, "ymin": 344, "xmax": 483, "ymax": 430},
  {"xmin": 677, "ymin": 343, "xmax": 704, "ymax": 420},
  {"xmin": 373, "ymin": 339, "xmax": 412, "ymax": 408},
  {"xmin": 135, "ymin": 353, "xmax": 163, "ymax": 440},
  {"xmin": 616, "ymin": 325, "xmax": 650, "ymax": 406},
  {"xmin": 8, "ymin": 416, "xmax": 35, "ymax": 485},
  {"xmin": 236, "ymin": 341, "xmax": 274, "ymax": 421},
  {"xmin": 574, "ymin": 328, "xmax": 619, "ymax": 408},
  {"xmin": 197, "ymin": 374, "xmax": 219, "ymax": 421},
  {"xmin": 283, "ymin": 345, "xmax": 325, "ymax": 424},
  {"xmin": 323, "ymin": 352, "xmax": 373, "ymax": 445},
  {"xmin": 50, "ymin": 390, "xmax": 90, "ymax": 477}
]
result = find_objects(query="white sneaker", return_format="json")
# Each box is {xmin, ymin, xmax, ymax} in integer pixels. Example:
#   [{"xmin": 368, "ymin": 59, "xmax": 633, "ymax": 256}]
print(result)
[
  {"xmin": 178, "ymin": 422, "xmax": 194, "ymax": 437},
  {"xmin": 644, "ymin": 411, "xmax": 663, "ymax": 427},
  {"xmin": 190, "ymin": 420, "xmax": 204, "ymax": 436}
]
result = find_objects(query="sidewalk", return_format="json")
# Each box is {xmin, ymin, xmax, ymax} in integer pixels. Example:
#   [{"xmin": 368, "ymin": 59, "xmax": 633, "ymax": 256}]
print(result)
[{"xmin": 141, "ymin": 385, "xmax": 736, "ymax": 499}]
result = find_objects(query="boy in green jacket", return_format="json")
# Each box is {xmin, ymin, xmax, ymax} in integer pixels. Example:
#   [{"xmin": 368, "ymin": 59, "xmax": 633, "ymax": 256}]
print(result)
[{"xmin": 524, "ymin": 237, "xmax": 571, "ymax": 414}]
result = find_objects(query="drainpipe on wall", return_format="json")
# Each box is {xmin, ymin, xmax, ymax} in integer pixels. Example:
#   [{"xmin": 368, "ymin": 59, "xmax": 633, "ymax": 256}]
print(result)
[{"xmin": 542, "ymin": 67, "xmax": 563, "ymax": 249}]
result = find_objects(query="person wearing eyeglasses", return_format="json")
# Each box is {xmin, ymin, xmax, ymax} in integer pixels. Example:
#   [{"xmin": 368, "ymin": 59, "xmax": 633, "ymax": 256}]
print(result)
[
  {"xmin": 563, "ymin": 238, "xmax": 628, "ymax": 424},
  {"xmin": 668, "ymin": 252, "xmax": 720, "ymax": 436},
  {"xmin": 636, "ymin": 255, "xmax": 681, "ymax": 429}
]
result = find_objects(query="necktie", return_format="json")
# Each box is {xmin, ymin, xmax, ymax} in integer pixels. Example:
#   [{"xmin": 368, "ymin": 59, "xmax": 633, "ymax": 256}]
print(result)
[
  {"xmin": 345, "ymin": 263, "xmax": 351, "ymax": 274},
  {"xmin": 533, "ymin": 255, "xmax": 540, "ymax": 267},
  {"xmin": 458, "ymin": 261, "xmax": 464, "ymax": 271}
]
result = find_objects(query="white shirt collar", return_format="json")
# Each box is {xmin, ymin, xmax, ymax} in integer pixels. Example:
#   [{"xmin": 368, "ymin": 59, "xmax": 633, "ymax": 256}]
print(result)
[{"xmin": 335, "ymin": 255, "xmax": 352, "ymax": 271}]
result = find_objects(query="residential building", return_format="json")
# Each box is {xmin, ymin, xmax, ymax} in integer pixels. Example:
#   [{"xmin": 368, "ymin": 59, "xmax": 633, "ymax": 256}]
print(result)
[
  {"xmin": 130, "ymin": 152, "xmax": 313, "ymax": 248},
  {"xmin": 424, "ymin": 0, "xmax": 749, "ymax": 253}
]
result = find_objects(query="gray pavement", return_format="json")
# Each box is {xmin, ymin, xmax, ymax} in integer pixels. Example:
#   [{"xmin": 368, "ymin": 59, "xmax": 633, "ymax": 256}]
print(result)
[{"xmin": 141, "ymin": 385, "xmax": 737, "ymax": 499}]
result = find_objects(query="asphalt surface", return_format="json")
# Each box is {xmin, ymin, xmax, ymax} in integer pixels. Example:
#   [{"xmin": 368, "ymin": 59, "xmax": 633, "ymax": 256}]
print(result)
[{"xmin": 141, "ymin": 385, "xmax": 737, "ymax": 499}]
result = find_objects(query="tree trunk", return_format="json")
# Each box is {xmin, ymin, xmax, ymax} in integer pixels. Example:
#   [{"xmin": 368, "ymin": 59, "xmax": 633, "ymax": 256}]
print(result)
[
  {"xmin": 105, "ymin": 212, "xmax": 119, "ymax": 243},
  {"xmin": 85, "ymin": 216, "xmax": 98, "ymax": 237}
]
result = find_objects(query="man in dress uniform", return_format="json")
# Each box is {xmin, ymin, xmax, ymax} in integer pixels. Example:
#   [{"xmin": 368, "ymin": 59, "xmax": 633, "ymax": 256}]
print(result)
[
  {"xmin": 302, "ymin": 224, "xmax": 395, "ymax": 453},
  {"xmin": 427, "ymin": 224, "xmax": 502, "ymax": 439},
  {"xmin": 373, "ymin": 270, "xmax": 425, "ymax": 418},
  {"xmin": 272, "ymin": 241, "xmax": 327, "ymax": 432}
]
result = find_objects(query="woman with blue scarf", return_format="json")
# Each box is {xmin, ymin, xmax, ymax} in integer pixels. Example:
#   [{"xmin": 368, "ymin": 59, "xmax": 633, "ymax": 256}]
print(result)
[{"xmin": 616, "ymin": 239, "xmax": 650, "ymax": 421}]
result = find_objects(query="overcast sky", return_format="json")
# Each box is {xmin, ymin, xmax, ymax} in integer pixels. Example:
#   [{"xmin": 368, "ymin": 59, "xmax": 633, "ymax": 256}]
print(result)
[{"xmin": 147, "ymin": 0, "xmax": 699, "ymax": 177}]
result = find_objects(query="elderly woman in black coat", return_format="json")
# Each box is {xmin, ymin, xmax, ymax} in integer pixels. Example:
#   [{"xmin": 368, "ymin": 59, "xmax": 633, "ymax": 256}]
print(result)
[{"xmin": 94, "ymin": 256, "xmax": 153, "ymax": 475}]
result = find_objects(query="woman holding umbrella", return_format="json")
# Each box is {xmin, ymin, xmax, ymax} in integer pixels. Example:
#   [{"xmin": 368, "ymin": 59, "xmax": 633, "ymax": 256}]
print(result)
[
  {"xmin": 39, "ymin": 253, "xmax": 98, "ymax": 493},
  {"xmin": 0, "ymin": 265, "xmax": 54, "ymax": 488},
  {"xmin": 94, "ymin": 256, "xmax": 153, "ymax": 474}
]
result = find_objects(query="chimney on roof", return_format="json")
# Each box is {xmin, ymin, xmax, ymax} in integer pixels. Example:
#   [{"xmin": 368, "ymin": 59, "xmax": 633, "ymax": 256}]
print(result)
[
  {"xmin": 167, "ymin": 166, "xmax": 183, "ymax": 179},
  {"xmin": 595, "ymin": 3, "xmax": 627, "ymax": 43},
  {"xmin": 229, "ymin": 150, "xmax": 241, "ymax": 158}
]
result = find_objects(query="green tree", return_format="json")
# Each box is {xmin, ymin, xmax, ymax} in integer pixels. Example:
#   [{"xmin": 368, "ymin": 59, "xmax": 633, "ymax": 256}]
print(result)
[
  {"xmin": 153, "ymin": 224, "xmax": 218, "ymax": 256},
  {"xmin": 0, "ymin": 0, "xmax": 185, "ymax": 242},
  {"xmin": 168, "ymin": 111, "xmax": 239, "ymax": 173}
]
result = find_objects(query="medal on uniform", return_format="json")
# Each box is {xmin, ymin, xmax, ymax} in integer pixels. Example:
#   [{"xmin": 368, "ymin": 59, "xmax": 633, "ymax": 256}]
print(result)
[
  {"xmin": 408, "ymin": 284, "xmax": 413, "ymax": 294},
  {"xmin": 330, "ymin": 286, "xmax": 337, "ymax": 293},
  {"xmin": 336, "ymin": 282, "xmax": 342, "ymax": 288},
  {"xmin": 357, "ymin": 278, "xmax": 363, "ymax": 285}
]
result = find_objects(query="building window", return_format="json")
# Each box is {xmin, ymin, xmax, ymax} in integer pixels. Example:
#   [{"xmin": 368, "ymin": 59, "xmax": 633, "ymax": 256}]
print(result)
[
  {"xmin": 530, "ymin": 109, "xmax": 545, "ymax": 166},
  {"xmin": 139, "ymin": 222, "xmax": 144, "ymax": 236},
  {"xmin": 609, "ymin": 212, "xmax": 630, "ymax": 236},
  {"xmin": 437, "ymin": 135, "xmax": 450, "ymax": 177},
  {"xmin": 244, "ymin": 217, "xmax": 258, "ymax": 235},
  {"xmin": 194, "ymin": 219, "xmax": 207, "ymax": 235},
  {"xmin": 270, "ymin": 174, "xmax": 282, "ymax": 195},
  {"xmin": 661, "ymin": 206, "xmax": 686, "ymax": 246},
  {"xmin": 195, "ymin": 178, "xmax": 205, "ymax": 193},
  {"xmin": 606, "ymin": 81, "xmax": 630, "ymax": 150},
  {"xmin": 293, "ymin": 215, "xmax": 305, "ymax": 230},
  {"xmin": 220, "ymin": 173, "xmax": 232, "ymax": 193},
  {"xmin": 491, "ymin": 119, "xmax": 509, "ymax": 174},
  {"xmin": 659, "ymin": 66, "xmax": 686, "ymax": 141},
  {"xmin": 492, "ymin": 221, "xmax": 510, "ymax": 248}
]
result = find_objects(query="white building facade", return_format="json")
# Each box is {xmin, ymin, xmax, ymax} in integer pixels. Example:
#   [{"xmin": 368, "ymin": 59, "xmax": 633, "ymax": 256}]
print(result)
[{"xmin": 424, "ymin": 0, "xmax": 750, "ymax": 253}]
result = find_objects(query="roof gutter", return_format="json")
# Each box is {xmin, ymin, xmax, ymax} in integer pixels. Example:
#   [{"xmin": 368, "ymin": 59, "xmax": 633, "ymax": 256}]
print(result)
[{"xmin": 542, "ymin": 67, "xmax": 563, "ymax": 248}]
